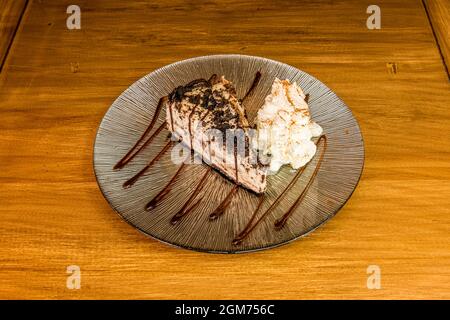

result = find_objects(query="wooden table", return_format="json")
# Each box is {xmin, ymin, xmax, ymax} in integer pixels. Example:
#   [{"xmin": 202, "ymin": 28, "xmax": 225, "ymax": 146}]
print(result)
[{"xmin": 1, "ymin": 0, "xmax": 449, "ymax": 299}]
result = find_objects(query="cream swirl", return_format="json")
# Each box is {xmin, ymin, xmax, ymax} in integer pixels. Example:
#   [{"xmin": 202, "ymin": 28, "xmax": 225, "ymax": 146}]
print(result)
[{"xmin": 256, "ymin": 78, "xmax": 322, "ymax": 173}]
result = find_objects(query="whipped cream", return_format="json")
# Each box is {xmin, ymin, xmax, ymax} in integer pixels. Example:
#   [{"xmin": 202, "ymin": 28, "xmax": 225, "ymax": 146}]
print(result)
[{"xmin": 256, "ymin": 78, "xmax": 322, "ymax": 173}]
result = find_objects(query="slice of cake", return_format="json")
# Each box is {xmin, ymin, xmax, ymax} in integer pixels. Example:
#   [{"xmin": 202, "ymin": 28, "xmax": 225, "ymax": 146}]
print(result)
[{"xmin": 166, "ymin": 75, "xmax": 267, "ymax": 193}]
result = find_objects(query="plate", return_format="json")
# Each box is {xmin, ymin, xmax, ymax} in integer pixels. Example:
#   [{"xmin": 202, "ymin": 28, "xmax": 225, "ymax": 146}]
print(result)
[{"xmin": 93, "ymin": 54, "xmax": 364, "ymax": 253}]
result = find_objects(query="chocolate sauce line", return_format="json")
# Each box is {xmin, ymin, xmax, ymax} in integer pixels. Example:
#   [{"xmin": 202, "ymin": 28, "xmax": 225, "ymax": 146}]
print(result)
[
  {"xmin": 200, "ymin": 109, "xmax": 211, "ymax": 121},
  {"xmin": 232, "ymin": 195, "xmax": 265, "ymax": 246},
  {"xmin": 122, "ymin": 140, "xmax": 174, "ymax": 189},
  {"xmin": 208, "ymin": 74, "xmax": 218, "ymax": 84},
  {"xmin": 209, "ymin": 185, "xmax": 239, "ymax": 220},
  {"xmin": 116, "ymin": 123, "xmax": 167, "ymax": 170},
  {"xmin": 232, "ymin": 135, "xmax": 327, "ymax": 245},
  {"xmin": 183, "ymin": 196, "xmax": 204, "ymax": 217},
  {"xmin": 170, "ymin": 168, "xmax": 211, "ymax": 225},
  {"xmin": 168, "ymin": 102, "xmax": 174, "ymax": 131},
  {"xmin": 114, "ymin": 97, "xmax": 166, "ymax": 170},
  {"xmin": 232, "ymin": 167, "xmax": 307, "ymax": 245},
  {"xmin": 233, "ymin": 136, "xmax": 239, "ymax": 183},
  {"xmin": 241, "ymin": 71, "xmax": 261, "ymax": 103},
  {"xmin": 304, "ymin": 93, "xmax": 310, "ymax": 103},
  {"xmin": 188, "ymin": 110, "xmax": 195, "ymax": 152},
  {"xmin": 145, "ymin": 163, "xmax": 186, "ymax": 210},
  {"xmin": 274, "ymin": 135, "xmax": 327, "ymax": 229}
]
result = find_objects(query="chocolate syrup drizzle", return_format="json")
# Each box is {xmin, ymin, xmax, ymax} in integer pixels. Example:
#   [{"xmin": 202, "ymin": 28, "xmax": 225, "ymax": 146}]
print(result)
[
  {"xmin": 114, "ymin": 97, "xmax": 167, "ymax": 170},
  {"xmin": 233, "ymin": 136, "xmax": 239, "ymax": 183},
  {"xmin": 122, "ymin": 140, "xmax": 173, "ymax": 189},
  {"xmin": 232, "ymin": 135, "xmax": 327, "ymax": 245},
  {"xmin": 209, "ymin": 185, "xmax": 239, "ymax": 220},
  {"xmin": 168, "ymin": 102, "xmax": 174, "ymax": 131},
  {"xmin": 170, "ymin": 168, "xmax": 211, "ymax": 225},
  {"xmin": 304, "ymin": 93, "xmax": 310, "ymax": 103},
  {"xmin": 115, "ymin": 72, "xmax": 326, "ymax": 245},
  {"xmin": 145, "ymin": 163, "xmax": 186, "ymax": 210},
  {"xmin": 200, "ymin": 109, "xmax": 211, "ymax": 121},
  {"xmin": 188, "ymin": 110, "xmax": 195, "ymax": 151},
  {"xmin": 242, "ymin": 71, "xmax": 261, "ymax": 102}
]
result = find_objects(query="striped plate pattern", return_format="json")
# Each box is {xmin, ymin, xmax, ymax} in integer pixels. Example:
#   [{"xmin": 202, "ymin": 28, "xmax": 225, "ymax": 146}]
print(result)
[{"xmin": 93, "ymin": 54, "xmax": 364, "ymax": 253}]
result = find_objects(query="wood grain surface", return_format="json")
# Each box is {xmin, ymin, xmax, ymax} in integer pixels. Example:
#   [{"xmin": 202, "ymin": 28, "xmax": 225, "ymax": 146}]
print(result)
[{"xmin": 0, "ymin": 0, "xmax": 449, "ymax": 299}]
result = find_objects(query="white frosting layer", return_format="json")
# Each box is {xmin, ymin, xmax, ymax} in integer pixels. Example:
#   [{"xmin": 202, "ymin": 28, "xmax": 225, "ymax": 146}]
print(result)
[{"xmin": 256, "ymin": 78, "xmax": 322, "ymax": 173}]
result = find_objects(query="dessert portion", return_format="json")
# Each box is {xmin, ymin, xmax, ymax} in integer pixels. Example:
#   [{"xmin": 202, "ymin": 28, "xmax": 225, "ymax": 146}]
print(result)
[
  {"xmin": 115, "ymin": 71, "xmax": 327, "ymax": 237},
  {"xmin": 165, "ymin": 75, "xmax": 322, "ymax": 193},
  {"xmin": 166, "ymin": 75, "xmax": 268, "ymax": 194},
  {"xmin": 255, "ymin": 78, "xmax": 323, "ymax": 173}
]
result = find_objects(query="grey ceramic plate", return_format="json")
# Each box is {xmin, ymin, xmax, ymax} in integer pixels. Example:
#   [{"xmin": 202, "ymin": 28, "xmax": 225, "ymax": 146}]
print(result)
[{"xmin": 93, "ymin": 54, "xmax": 364, "ymax": 253}]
